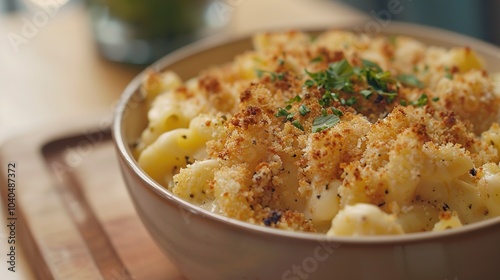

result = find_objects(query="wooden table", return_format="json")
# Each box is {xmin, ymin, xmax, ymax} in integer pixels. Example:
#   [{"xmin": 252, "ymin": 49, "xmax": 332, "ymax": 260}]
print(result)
[{"xmin": 0, "ymin": 1, "xmax": 364, "ymax": 279}]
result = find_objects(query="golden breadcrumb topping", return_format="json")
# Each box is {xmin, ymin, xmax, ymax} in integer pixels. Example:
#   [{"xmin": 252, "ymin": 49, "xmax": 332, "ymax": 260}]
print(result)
[{"xmin": 136, "ymin": 30, "xmax": 500, "ymax": 235}]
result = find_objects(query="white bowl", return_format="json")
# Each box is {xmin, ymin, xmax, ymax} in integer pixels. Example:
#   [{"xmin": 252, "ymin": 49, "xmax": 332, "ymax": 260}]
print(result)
[{"xmin": 113, "ymin": 22, "xmax": 500, "ymax": 280}]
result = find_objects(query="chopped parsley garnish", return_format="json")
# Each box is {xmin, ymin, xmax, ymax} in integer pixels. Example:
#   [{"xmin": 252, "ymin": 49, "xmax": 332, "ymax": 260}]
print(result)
[
  {"xmin": 310, "ymin": 56, "xmax": 323, "ymax": 63},
  {"xmin": 301, "ymin": 58, "xmax": 396, "ymax": 104},
  {"xmin": 411, "ymin": 94, "xmax": 429, "ymax": 107},
  {"xmin": 275, "ymin": 103, "xmax": 305, "ymax": 131},
  {"xmin": 361, "ymin": 59, "xmax": 383, "ymax": 72},
  {"xmin": 299, "ymin": 104, "xmax": 310, "ymax": 116},
  {"xmin": 362, "ymin": 62, "xmax": 397, "ymax": 101},
  {"xmin": 304, "ymin": 59, "xmax": 355, "ymax": 93},
  {"xmin": 330, "ymin": 107, "xmax": 343, "ymax": 116},
  {"xmin": 344, "ymin": 96, "xmax": 357, "ymax": 106},
  {"xmin": 291, "ymin": 120, "xmax": 304, "ymax": 131},
  {"xmin": 444, "ymin": 66, "xmax": 453, "ymax": 79},
  {"xmin": 377, "ymin": 91, "xmax": 398, "ymax": 103},
  {"xmin": 397, "ymin": 74, "xmax": 425, "ymax": 88},
  {"xmin": 360, "ymin": 89, "xmax": 373, "ymax": 99},
  {"xmin": 292, "ymin": 59, "xmax": 437, "ymax": 133},
  {"xmin": 304, "ymin": 79, "xmax": 316, "ymax": 88},
  {"xmin": 256, "ymin": 69, "xmax": 284, "ymax": 82},
  {"xmin": 401, "ymin": 96, "xmax": 437, "ymax": 107},
  {"xmin": 275, "ymin": 107, "xmax": 293, "ymax": 120},
  {"xmin": 319, "ymin": 92, "xmax": 340, "ymax": 107},
  {"xmin": 286, "ymin": 95, "xmax": 302, "ymax": 104},
  {"xmin": 301, "ymin": 59, "xmax": 403, "ymax": 132},
  {"xmin": 312, "ymin": 114, "xmax": 340, "ymax": 132}
]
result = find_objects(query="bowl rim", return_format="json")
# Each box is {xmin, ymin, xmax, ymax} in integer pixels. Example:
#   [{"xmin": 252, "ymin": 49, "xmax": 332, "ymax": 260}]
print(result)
[{"xmin": 113, "ymin": 20, "xmax": 500, "ymax": 245}]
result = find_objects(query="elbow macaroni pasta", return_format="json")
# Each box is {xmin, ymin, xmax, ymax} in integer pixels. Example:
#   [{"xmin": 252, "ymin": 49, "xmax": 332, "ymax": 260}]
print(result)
[{"xmin": 135, "ymin": 30, "xmax": 500, "ymax": 236}]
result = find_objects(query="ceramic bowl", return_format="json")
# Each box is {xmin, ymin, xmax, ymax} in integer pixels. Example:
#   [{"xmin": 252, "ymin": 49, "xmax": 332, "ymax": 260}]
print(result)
[{"xmin": 113, "ymin": 22, "xmax": 500, "ymax": 280}]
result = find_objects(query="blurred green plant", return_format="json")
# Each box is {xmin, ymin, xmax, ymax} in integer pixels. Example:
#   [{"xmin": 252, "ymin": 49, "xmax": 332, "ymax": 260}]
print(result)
[{"xmin": 90, "ymin": 0, "xmax": 209, "ymax": 38}]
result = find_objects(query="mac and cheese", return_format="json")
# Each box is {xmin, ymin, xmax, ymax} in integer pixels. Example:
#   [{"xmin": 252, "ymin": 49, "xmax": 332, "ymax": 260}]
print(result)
[{"xmin": 135, "ymin": 31, "xmax": 500, "ymax": 236}]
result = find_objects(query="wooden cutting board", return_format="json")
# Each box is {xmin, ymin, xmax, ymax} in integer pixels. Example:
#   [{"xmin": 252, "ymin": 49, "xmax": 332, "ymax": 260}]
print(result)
[{"xmin": 0, "ymin": 117, "xmax": 185, "ymax": 280}]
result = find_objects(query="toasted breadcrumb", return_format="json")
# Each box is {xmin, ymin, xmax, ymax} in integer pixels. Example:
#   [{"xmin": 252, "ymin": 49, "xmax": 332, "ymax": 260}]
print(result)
[{"xmin": 137, "ymin": 30, "xmax": 500, "ymax": 235}]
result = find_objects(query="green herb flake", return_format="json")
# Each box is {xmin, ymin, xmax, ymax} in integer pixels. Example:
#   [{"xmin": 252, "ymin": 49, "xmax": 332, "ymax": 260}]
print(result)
[
  {"xmin": 360, "ymin": 89, "xmax": 373, "ymax": 99},
  {"xmin": 312, "ymin": 114, "xmax": 340, "ymax": 133},
  {"xmin": 305, "ymin": 68, "xmax": 321, "ymax": 80},
  {"xmin": 310, "ymin": 56, "xmax": 323, "ymax": 63},
  {"xmin": 304, "ymin": 58, "xmax": 402, "ymax": 107},
  {"xmin": 330, "ymin": 107, "xmax": 343, "ymax": 116},
  {"xmin": 397, "ymin": 74, "xmax": 425, "ymax": 88},
  {"xmin": 330, "ymin": 59, "xmax": 354, "ymax": 79},
  {"xmin": 287, "ymin": 95, "xmax": 302, "ymax": 104},
  {"xmin": 304, "ymin": 79, "xmax": 316, "ymax": 88},
  {"xmin": 444, "ymin": 66, "xmax": 453, "ymax": 80},
  {"xmin": 291, "ymin": 120, "xmax": 304, "ymax": 131},
  {"xmin": 275, "ymin": 108, "xmax": 294, "ymax": 121},
  {"xmin": 345, "ymin": 96, "xmax": 357, "ymax": 106},
  {"xmin": 319, "ymin": 92, "xmax": 338, "ymax": 107},
  {"xmin": 399, "ymin": 100, "xmax": 407, "ymax": 106},
  {"xmin": 432, "ymin": 97, "xmax": 440, "ymax": 102},
  {"xmin": 412, "ymin": 94, "xmax": 429, "ymax": 107},
  {"xmin": 305, "ymin": 59, "xmax": 355, "ymax": 92},
  {"xmin": 299, "ymin": 104, "xmax": 310, "ymax": 116},
  {"xmin": 361, "ymin": 59, "xmax": 383, "ymax": 72},
  {"xmin": 361, "ymin": 61, "xmax": 398, "ymax": 102},
  {"xmin": 275, "ymin": 108, "xmax": 289, "ymax": 118},
  {"xmin": 384, "ymin": 92, "xmax": 398, "ymax": 103},
  {"xmin": 255, "ymin": 69, "xmax": 283, "ymax": 82},
  {"xmin": 321, "ymin": 108, "xmax": 327, "ymax": 116}
]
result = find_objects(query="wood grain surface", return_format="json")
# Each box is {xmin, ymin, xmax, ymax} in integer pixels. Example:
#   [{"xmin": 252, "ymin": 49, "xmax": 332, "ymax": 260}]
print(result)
[{"xmin": 0, "ymin": 121, "xmax": 184, "ymax": 279}]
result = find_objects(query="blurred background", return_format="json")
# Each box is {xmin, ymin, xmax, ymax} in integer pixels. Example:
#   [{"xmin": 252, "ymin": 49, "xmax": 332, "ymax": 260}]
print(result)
[
  {"xmin": 339, "ymin": 0, "xmax": 500, "ymax": 46},
  {"xmin": 0, "ymin": 0, "xmax": 498, "ymax": 279},
  {"xmin": 87, "ymin": 0, "xmax": 500, "ymax": 64},
  {"xmin": 1, "ymin": 0, "xmax": 498, "ymax": 65}
]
